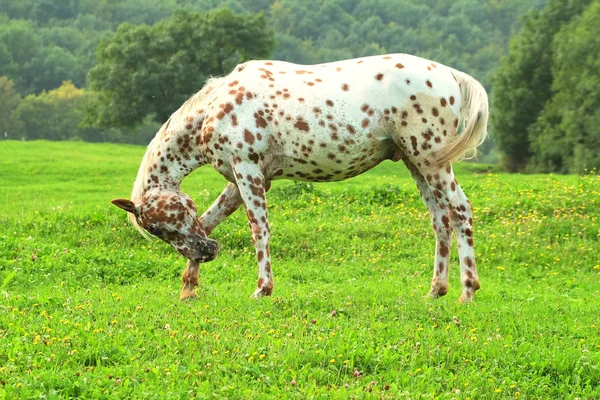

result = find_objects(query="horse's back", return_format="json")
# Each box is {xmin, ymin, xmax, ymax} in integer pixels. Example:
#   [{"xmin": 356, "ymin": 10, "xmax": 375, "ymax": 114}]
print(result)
[
  {"xmin": 227, "ymin": 54, "xmax": 461, "ymax": 113},
  {"xmin": 202, "ymin": 54, "xmax": 467, "ymax": 181}
]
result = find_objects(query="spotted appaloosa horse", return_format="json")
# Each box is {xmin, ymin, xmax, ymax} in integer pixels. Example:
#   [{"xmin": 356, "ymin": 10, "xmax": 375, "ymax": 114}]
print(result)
[{"xmin": 112, "ymin": 53, "xmax": 488, "ymax": 302}]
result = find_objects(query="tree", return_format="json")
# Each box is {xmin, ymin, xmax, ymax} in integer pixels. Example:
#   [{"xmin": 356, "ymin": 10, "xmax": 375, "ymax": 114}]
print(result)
[
  {"xmin": 23, "ymin": 46, "xmax": 88, "ymax": 94},
  {"xmin": 0, "ymin": 19, "xmax": 88, "ymax": 95},
  {"xmin": 12, "ymin": 81, "xmax": 100, "ymax": 141},
  {"xmin": 0, "ymin": 76, "xmax": 22, "ymax": 138},
  {"xmin": 0, "ymin": 19, "xmax": 41, "ymax": 93},
  {"xmin": 0, "ymin": 42, "xmax": 19, "ymax": 79},
  {"xmin": 528, "ymin": 1, "xmax": 600, "ymax": 173},
  {"xmin": 87, "ymin": 8, "xmax": 275, "ymax": 128},
  {"xmin": 0, "ymin": 0, "xmax": 35, "ymax": 19},
  {"xmin": 31, "ymin": 0, "xmax": 82, "ymax": 24},
  {"xmin": 491, "ymin": 0, "xmax": 593, "ymax": 172},
  {"xmin": 237, "ymin": 0, "xmax": 272, "ymax": 14},
  {"xmin": 0, "ymin": 0, "xmax": 548, "ymax": 152}
]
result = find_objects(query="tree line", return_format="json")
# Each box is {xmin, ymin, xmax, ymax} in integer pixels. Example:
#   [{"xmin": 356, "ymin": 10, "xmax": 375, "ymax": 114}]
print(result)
[
  {"xmin": 492, "ymin": 0, "xmax": 600, "ymax": 173},
  {"xmin": 9, "ymin": 0, "xmax": 596, "ymax": 173}
]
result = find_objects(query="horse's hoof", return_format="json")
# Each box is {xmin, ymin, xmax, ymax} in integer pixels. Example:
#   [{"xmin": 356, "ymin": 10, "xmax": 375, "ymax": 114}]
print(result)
[
  {"xmin": 459, "ymin": 292, "xmax": 474, "ymax": 304},
  {"xmin": 427, "ymin": 286, "xmax": 449, "ymax": 299},
  {"xmin": 180, "ymin": 290, "xmax": 198, "ymax": 301},
  {"xmin": 249, "ymin": 287, "xmax": 272, "ymax": 299}
]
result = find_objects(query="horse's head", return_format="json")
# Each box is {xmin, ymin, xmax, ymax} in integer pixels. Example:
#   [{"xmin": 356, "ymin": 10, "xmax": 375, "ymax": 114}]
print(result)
[{"xmin": 112, "ymin": 190, "xmax": 219, "ymax": 263}]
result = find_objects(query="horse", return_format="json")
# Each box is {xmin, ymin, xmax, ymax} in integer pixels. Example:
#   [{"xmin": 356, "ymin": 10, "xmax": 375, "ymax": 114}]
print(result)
[{"xmin": 112, "ymin": 53, "xmax": 488, "ymax": 302}]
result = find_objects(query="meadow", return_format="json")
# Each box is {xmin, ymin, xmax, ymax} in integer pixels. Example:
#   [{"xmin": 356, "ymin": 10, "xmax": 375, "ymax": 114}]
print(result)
[{"xmin": 0, "ymin": 140, "xmax": 599, "ymax": 399}]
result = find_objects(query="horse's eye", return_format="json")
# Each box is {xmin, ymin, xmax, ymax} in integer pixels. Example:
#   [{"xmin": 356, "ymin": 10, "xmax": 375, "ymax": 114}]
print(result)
[{"xmin": 147, "ymin": 224, "xmax": 161, "ymax": 236}]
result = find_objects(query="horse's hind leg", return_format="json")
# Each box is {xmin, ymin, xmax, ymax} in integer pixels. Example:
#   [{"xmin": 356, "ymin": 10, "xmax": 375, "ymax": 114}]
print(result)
[
  {"xmin": 450, "ymin": 181, "xmax": 480, "ymax": 302},
  {"xmin": 403, "ymin": 159, "xmax": 451, "ymax": 298},
  {"xmin": 180, "ymin": 182, "xmax": 243, "ymax": 300},
  {"xmin": 417, "ymin": 163, "xmax": 480, "ymax": 302}
]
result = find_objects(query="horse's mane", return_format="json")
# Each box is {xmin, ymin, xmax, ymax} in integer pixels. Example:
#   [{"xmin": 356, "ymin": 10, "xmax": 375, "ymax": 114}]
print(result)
[
  {"xmin": 129, "ymin": 76, "xmax": 227, "ymax": 239},
  {"xmin": 129, "ymin": 133, "xmax": 161, "ymax": 239}
]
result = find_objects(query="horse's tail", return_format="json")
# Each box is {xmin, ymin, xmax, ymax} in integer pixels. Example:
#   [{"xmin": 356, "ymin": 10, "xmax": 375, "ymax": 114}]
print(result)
[{"xmin": 433, "ymin": 69, "xmax": 489, "ymax": 167}]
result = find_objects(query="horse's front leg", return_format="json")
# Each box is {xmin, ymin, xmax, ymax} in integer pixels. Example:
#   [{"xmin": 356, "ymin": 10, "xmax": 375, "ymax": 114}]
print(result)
[
  {"xmin": 180, "ymin": 259, "xmax": 199, "ymax": 300},
  {"xmin": 179, "ymin": 183, "xmax": 243, "ymax": 300},
  {"xmin": 198, "ymin": 182, "xmax": 243, "ymax": 236},
  {"xmin": 232, "ymin": 161, "xmax": 273, "ymax": 298}
]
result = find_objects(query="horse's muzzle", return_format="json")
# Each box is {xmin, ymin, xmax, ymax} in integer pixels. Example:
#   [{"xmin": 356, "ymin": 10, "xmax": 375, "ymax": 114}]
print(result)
[{"xmin": 194, "ymin": 238, "xmax": 219, "ymax": 263}]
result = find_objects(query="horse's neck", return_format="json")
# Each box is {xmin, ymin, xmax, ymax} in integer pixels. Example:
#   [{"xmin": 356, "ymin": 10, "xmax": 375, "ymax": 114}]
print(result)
[
  {"xmin": 133, "ymin": 81, "xmax": 223, "ymax": 201},
  {"xmin": 134, "ymin": 127, "xmax": 206, "ymax": 200}
]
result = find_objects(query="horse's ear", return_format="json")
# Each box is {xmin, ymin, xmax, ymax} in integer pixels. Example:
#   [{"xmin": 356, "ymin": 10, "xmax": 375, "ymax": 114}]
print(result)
[{"xmin": 111, "ymin": 198, "xmax": 137, "ymax": 215}]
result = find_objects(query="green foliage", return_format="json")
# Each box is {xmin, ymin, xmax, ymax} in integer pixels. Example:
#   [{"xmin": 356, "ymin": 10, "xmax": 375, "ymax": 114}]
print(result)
[
  {"xmin": 11, "ymin": 81, "xmax": 99, "ymax": 141},
  {"xmin": 0, "ymin": 78, "xmax": 159, "ymax": 144},
  {"xmin": 528, "ymin": 1, "xmax": 600, "ymax": 173},
  {"xmin": 269, "ymin": 0, "xmax": 543, "ymax": 90},
  {"xmin": 0, "ymin": 76, "xmax": 21, "ymax": 137},
  {"xmin": 78, "ymin": 0, "xmax": 180, "ymax": 26},
  {"xmin": 0, "ymin": 0, "xmax": 33, "ymax": 19},
  {"xmin": 0, "ymin": 19, "xmax": 41, "ymax": 92},
  {"xmin": 26, "ymin": 46, "xmax": 88, "ymax": 93},
  {"xmin": 87, "ymin": 8, "xmax": 275, "ymax": 127},
  {"xmin": 31, "ymin": 0, "xmax": 82, "ymax": 23},
  {"xmin": 491, "ymin": 0, "xmax": 594, "ymax": 173},
  {"xmin": 0, "ymin": 18, "xmax": 92, "ymax": 95},
  {"xmin": 0, "ymin": 141, "xmax": 599, "ymax": 397},
  {"xmin": 0, "ymin": 0, "xmax": 544, "ymax": 147}
]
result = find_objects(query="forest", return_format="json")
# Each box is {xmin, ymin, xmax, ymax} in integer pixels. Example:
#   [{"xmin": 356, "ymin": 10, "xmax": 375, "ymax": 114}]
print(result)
[{"xmin": 1, "ymin": 0, "xmax": 599, "ymax": 172}]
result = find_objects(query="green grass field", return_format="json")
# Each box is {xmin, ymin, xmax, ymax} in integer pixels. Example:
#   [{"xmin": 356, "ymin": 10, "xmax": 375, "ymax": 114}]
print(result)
[{"xmin": 1, "ymin": 140, "xmax": 599, "ymax": 399}]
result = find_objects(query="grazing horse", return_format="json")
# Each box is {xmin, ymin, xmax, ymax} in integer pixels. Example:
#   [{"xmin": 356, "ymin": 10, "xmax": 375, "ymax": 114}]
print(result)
[{"xmin": 112, "ymin": 53, "xmax": 488, "ymax": 302}]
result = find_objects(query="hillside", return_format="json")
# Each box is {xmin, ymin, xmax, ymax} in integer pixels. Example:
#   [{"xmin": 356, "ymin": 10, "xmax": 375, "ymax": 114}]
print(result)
[
  {"xmin": 1, "ymin": 0, "xmax": 545, "ymax": 160},
  {"xmin": 0, "ymin": 0, "xmax": 545, "ymax": 93}
]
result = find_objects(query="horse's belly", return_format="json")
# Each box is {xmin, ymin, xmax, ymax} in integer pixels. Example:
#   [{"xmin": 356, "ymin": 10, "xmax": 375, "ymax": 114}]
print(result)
[{"xmin": 273, "ymin": 134, "xmax": 396, "ymax": 182}]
